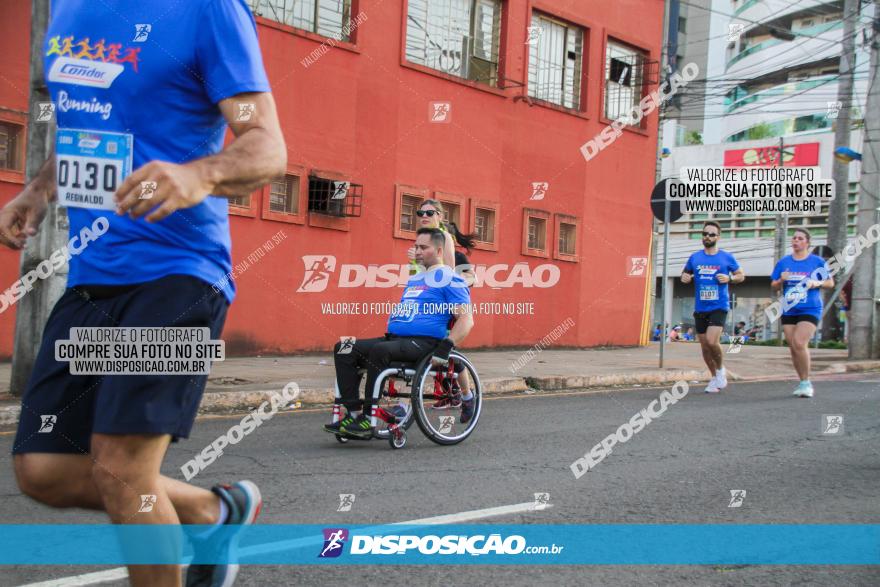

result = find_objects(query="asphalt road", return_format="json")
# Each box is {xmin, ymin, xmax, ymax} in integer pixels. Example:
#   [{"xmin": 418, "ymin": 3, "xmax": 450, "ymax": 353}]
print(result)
[{"xmin": 1, "ymin": 372, "xmax": 878, "ymax": 586}]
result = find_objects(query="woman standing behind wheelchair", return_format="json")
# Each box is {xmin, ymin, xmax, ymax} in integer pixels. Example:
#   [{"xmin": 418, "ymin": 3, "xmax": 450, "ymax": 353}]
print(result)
[{"xmin": 407, "ymin": 199, "xmax": 477, "ymax": 408}]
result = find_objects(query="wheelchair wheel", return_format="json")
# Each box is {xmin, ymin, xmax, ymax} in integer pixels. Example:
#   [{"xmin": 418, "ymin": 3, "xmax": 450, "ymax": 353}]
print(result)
[
  {"xmin": 372, "ymin": 376, "xmax": 415, "ymax": 443},
  {"xmin": 411, "ymin": 351, "xmax": 482, "ymax": 445}
]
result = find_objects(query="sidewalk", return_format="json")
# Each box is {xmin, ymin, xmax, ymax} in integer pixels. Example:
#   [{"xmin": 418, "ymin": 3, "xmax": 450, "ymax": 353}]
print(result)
[{"xmin": 1, "ymin": 343, "xmax": 877, "ymax": 424}]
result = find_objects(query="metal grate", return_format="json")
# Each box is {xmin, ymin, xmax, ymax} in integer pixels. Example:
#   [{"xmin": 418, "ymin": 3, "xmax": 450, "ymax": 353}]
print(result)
[
  {"xmin": 528, "ymin": 13, "xmax": 583, "ymax": 109},
  {"xmin": 406, "ymin": 0, "xmax": 501, "ymax": 86},
  {"xmin": 0, "ymin": 122, "xmax": 21, "ymax": 171},
  {"xmin": 558, "ymin": 222, "xmax": 576, "ymax": 255},
  {"xmin": 269, "ymin": 175, "xmax": 300, "ymax": 214},
  {"xmin": 604, "ymin": 42, "xmax": 659, "ymax": 125},
  {"xmin": 474, "ymin": 207, "xmax": 495, "ymax": 243},
  {"xmin": 247, "ymin": 0, "xmax": 352, "ymax": 41},
  {"xmin": 400, "ymin": 194, "xmax": 421, "ymax": 231},
  {"xmin": 308, "ymin": 176, "xmax": 362, "ymax": 217},
  {"xmin": 527, "ymin": 216, "xmax": 546, "ymax": 250}
]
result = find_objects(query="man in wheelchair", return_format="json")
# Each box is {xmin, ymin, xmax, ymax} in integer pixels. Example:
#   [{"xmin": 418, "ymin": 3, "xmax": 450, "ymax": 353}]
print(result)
[{"xmin": 324, "ymin": 227, "xmax": 474, "ymax": 438}]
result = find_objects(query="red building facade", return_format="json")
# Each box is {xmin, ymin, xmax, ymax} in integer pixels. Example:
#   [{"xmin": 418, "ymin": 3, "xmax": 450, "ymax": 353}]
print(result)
[{"xmin": 0, "ymin": 0, "xmax": 662, "ymax": 357}]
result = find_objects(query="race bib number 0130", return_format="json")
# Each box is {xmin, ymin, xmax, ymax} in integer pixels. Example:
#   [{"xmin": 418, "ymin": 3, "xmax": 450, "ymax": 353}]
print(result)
[{"xmin": 56, "ymin": 128, "xmax": 133, "ymax": 210}]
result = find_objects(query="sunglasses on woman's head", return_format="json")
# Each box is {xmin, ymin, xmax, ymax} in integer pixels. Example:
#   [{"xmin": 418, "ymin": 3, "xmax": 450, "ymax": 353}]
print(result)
[{"xmin": 416, "ymin": 210, "xmax": 438, "ymax": 217}]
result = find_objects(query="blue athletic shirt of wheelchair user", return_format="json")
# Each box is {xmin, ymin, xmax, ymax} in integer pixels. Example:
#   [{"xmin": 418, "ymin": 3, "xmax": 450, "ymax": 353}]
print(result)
[{"xmin": 387, "ymin": 265, "xmax": 471, "ymax": 340}]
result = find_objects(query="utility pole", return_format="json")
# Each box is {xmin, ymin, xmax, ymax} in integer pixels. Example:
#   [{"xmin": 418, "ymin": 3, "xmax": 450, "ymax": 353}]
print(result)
[
  {"xmin": 849, "ymin": 0, "xmax": 880, "ymax": 360},
  {"xmin": 10, "ymin": 0, "xmax": 66, "ymax": 395},
  {"xmin": 772, "ymin": 136, "xmax": 788, "ymax": 343},
  {"xmin": 824, "ymin": 0, "xmax": 860, "ymax": 341}
]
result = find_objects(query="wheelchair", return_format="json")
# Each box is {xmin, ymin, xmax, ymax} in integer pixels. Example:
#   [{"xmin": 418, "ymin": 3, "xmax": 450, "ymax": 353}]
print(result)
[{"xmin": 330, "ymin": 350, "xmax": 482, "ymax": 449}]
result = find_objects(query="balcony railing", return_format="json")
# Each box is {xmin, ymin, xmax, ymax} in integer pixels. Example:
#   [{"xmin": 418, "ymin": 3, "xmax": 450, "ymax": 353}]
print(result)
[
  {"xmin": 725, "ymin": 74, "xmax": 837, "ymax": 113},
  {"xmin": 726, "ymin": 20, "xmax": 842, "ymax": 70}
]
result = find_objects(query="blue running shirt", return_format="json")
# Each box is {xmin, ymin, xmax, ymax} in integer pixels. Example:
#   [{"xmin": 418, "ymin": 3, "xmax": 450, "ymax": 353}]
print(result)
[
  {"xmin": 683, "ymin": 249, "xmax": 741, "ymax": 313},
  {"xmin": 388, "ymin": 266, "xmax": 471, "ymax": 340},
  {"xmin": 771, "ymin": 254, "xmax": 830, "ymax": 318},
  {"xmin": 46, "ymin": 0, "xmax": 271, "ymax": 303}
]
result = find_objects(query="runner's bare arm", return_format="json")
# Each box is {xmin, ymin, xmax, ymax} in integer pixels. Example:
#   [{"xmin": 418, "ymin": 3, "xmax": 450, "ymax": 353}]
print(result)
[
  {"xmin": 0, "ymin": 154, "xmax": 56, "ymax": 249},
  {"xmin": 115, "ymin": 92, "xmax": 286, "ymax": 222},
  {"xmin": 447, "ymin": 304, "xmax": 474, "ymax": 346},
  {"xmin": 198, "ymin": 92, "xmax": 287, "ymax": 197}
]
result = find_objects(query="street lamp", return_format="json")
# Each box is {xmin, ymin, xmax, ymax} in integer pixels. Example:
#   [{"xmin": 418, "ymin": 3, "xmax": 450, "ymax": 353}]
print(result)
[{"xmin": 835, "ymin": 146, "xmax": 862, "ymax": 163}]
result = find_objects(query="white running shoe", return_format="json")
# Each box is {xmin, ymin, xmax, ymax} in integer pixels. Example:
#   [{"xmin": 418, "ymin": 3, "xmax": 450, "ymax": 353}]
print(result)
[
  {"xmin": 704, "ymin": 377, "xmax": 720, "ymax": 393},
  {"xmin": 792, "ymin": 381, "xmax": 814, "ymax": 398},
  {"xmin": 715, "ymin": 368, "xmax": 728, "ymax": 389}
]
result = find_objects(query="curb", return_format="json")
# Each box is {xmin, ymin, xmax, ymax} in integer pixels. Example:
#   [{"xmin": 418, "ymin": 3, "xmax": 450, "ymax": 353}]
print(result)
[{"xmin": 2, "ymin": 362, "xmax": 878, "ymax": 426}]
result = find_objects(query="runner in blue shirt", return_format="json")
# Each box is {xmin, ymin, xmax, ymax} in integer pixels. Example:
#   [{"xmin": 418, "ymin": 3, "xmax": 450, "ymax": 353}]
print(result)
[
  {"xmin": 770, "ymin": 228, "xmax": 833, "ymax": 398},
  {"xmin": 327, "ymin": 228, "xmax": 476, "ymax": 438},
  {"xmin": 681, "ymin": 221, "xmax": 745, "ymax": 393},
  {"xmin": 0, "ymin": 2, "xmax": 286, "ymax": 585}
]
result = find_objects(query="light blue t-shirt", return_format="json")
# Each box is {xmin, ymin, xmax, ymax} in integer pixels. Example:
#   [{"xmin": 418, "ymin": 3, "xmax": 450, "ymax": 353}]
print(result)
[
  {"xmin": 683, "ymin": 249, "xmax": 741, "ymax": 313},
  {"xmin": 771, "ymin": 254, "xmax": 830, "ymax": 317},
  {"xmin": 387, "ymin": 266, "xmax": 471, "ymax": 339},
  {"xmin": 46, "ymin": 0, "xmax": 271, "ymax": 303}
]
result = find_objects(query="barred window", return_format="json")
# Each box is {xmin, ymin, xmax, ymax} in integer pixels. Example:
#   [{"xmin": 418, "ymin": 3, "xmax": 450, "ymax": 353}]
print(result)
[
  {"xmin": 400, "ymin": 194, "xmax": 422, "ymax": 232},
  {"xmin": 406, "ymin": 0, "xmax": 502, "ymax": 86},
  {"xmin": 558, "ymin": 222, "xmax": 576, "ymax": 256},
  {"xmin": 474, "ymin": 207, "xmax": 496, "ymax": 243},
  {"xmin": 604, "ymin": 41, "xmax": 647, "ymax": 125},
  {"xmin": 0, "ymin": 121, "xmax": 23, "ymax": 171},
  {"xmin": 229, "ymin": 194, "xmax": 251, "ymax": 208},
  {"xmin": 528, "ymin": 13, "xmax": 583, "ymax": 109},
  {"xmin": 527, "ymin": 216, "xmax": 547, "ymax": 250},
  {"xmin": 247, "ymin": 0, "xmax": 353, "ymax": 41},
  {"xmin": 269, "ymin": 175, "xmax": 300, "ymax": 214}
]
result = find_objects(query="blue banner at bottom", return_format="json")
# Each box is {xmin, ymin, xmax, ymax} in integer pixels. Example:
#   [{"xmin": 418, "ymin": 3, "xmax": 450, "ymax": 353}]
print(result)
[{"xmin": 0, "ymin": 525, "xmax": 877, "ymax": 565}]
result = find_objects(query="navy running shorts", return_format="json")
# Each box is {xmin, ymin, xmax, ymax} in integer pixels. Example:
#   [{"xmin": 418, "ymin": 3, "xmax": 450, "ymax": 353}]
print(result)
[
  {"xmin": 781, "ymin": 314, "xmax": 819, "ymax": 326},
  {"xmin": 693, "ymin": 310, "xmax": 727, "ymax": 334},
  {"xmin": 12, "ymin": 274, "xmax": 228, "ymax": 455}
]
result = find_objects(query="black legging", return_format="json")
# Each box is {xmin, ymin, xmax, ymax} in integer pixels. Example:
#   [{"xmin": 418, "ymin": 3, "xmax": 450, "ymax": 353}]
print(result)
[{"xmin": 333, "ymin": 334, "xmax": 440, "ymax": 414}]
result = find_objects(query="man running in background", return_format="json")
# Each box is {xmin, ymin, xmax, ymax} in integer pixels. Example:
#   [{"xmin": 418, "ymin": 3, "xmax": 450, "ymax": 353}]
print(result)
[
  {"xmin": 680, "ymin": 221, "xmax": 745, "ymax": 393},
  {"xmin": 1, "ymin": 1, "xmax": 286, "ymax": 585}
]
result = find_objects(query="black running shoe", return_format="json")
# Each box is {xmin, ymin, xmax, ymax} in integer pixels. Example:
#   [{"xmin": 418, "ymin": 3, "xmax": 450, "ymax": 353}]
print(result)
[
  {"xmin": 340, "ymin": 414, "xmax": 373, "ymax": 438},
  {"xmin": 324, "ymin": 415, "xmax": 355, "ymax": 434},
  {"xmin": 460, "ymin": 397, "xmax": 476, "ymax": 424},
  {"xmin": 185, "ymin": 480, "xmax": 262, "ymax": 587}
]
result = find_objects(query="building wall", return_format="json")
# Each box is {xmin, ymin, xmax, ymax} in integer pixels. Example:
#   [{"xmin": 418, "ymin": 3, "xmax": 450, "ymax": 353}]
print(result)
[
  {"xmin": 0, "ymin": 0, "xmax": 664, "ymax": 357},
  {"xmin": 0, "ymin": 0, "xmax": 31, "ymax": 360}
]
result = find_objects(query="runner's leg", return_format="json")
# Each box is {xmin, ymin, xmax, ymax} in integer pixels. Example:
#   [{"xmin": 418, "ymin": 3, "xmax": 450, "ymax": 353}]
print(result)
[
  {"xmin": 90, "ymin": 433, "xmax": 182, "ymax": 587},
  {"xmin": 14, "ymin": 453, "xmax": 220, "ymax": 524}
]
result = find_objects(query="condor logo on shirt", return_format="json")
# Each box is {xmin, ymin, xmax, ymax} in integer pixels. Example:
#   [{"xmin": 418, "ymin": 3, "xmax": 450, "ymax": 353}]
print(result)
[
  {"xmin": 697, "ymin": 265, "xmax": 720, "ymax": 276},
  {"xmin": 48, "ymin": 57, "xmax": 123, "ymax": 89}
]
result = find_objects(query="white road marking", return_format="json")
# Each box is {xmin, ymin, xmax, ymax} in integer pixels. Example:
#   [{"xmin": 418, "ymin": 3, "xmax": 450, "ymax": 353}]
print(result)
[{"xmin": 17, "ymin": 501, "xmax": 550, "ymax": 586}]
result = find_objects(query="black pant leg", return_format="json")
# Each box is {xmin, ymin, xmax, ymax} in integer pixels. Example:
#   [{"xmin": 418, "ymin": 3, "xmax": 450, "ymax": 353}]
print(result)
[{"xmin": 333, "ymin": 336, "xmax": 386, "ymax": 412}]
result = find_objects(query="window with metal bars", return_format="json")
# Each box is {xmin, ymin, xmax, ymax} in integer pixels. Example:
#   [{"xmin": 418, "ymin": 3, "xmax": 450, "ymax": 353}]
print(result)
[
  {"xmin": 228, "ymin": 194, "xmax": 251, "ymax": 208},
  {"xmin": 528, "ymin": 13, "xmax": 583, "ymax": 109},
  {"xmin": 269, "ymin": 175, "xmax": 300, "ymax": 214},
  {"xmin": 400, "ymin": 194, "xmax": 422, "ymax": 231},
  {"xmin": 439, "ymin": 200, "xmax": 461, "ymax": 228},
  {"xmin": 0, "ymin": 121, "xmax": 22, "ymax": 171},
  {"xmin": 308, "ymin": 176, "xmax": 363, "ymax": 217},
  {"xmin": 604, "ymin": 41, "xmax": 647, "ymax": 125},
  {"xmin": 527, "ymin": 216, "xmax": 547, "ymax": 250},
  {"xmin": 474, "ymin": 207, "xmax": 495, "ymax": 243},
  {"xmin": 247, "ymin": 0, "xmax": 353, "ymax": 41},
  {"xmin": 558, "ymin": 222, "xmax": 576, "ymax": 256},
  {"xmin": 405, "ymin": 0, "xmax": 502, "ymax": 86}
]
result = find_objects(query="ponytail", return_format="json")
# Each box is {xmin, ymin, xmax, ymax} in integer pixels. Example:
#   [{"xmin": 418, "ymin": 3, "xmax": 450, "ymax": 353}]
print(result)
[{"xmin": 442, "ymin": 221, "xmax": 477, "ymax": 252}]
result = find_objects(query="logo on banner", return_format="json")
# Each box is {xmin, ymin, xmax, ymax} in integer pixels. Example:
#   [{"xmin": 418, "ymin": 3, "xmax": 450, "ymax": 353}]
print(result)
[{"xmin": 319, "ymin": 528, "xmax": 348, "ymax": 558}]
